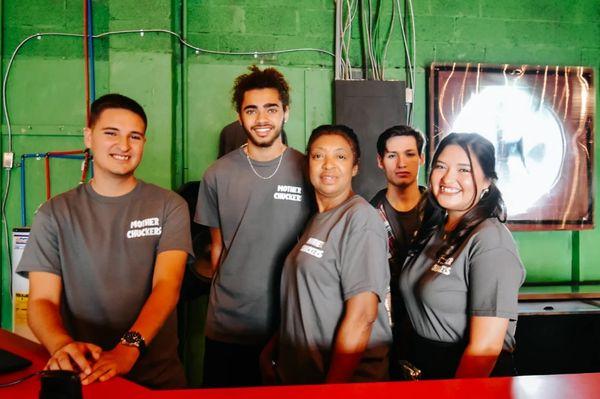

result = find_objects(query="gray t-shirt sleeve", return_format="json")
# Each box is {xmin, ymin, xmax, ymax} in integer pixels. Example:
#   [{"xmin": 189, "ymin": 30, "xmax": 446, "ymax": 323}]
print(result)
[
  {"xmin": 340, "ymin": 226, "xmax": 389, "ymax": 303},
  {"xmin": 194, "ymin": 168, "xmax": 219, "ymax": 228},
  {"xmin": 16, "ymin": 204, "xmax": 61, "ymax": 277},
  {"xmin": 158, "ymin": 195, "xmax": 193, "ymax": 255},
  {"xmin": 468, "ymin": 248, "xmax": 523, "ymax": 320}
]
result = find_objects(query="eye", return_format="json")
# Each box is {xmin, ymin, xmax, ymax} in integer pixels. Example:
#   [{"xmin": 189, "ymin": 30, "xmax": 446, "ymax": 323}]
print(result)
[
  {"xmin": 433, "ymin": 163, "xmax": 445, "ymax": 170},
  {"xmin": 131, "ymin": 134, "xmax": 143, "ymax": 141},
  {"xmin": 267, "ymin": 108, "xmax": 279, "ymax": 114},
  {"xmin": 245, "ymin": 109, "xmax": 256, "ymax": 115},
  {"xmin": 459, "ymin": 167, "xmax": 472, "ymax": 173},
  {"xmin": 406, "ymin": 152, "xmax": 417, "ymax": 157},
  {"xmin": 385, "ymin": 153, "xmax": 396, "ymax": 159},
  {"xmin": 311, "ymin": 153, "xmax": 324, "ymax": 160},
  {"xmin": 337, "ymin": 154, "xmax": 347, "ymax": 160},
  {"xmin": 103, "ymin": 131, "xmax": 117, "ymax": 136}
]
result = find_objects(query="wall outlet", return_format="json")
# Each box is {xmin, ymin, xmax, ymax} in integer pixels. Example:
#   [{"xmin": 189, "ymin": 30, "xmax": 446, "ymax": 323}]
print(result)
[{"xmin": 3, "ymin": 152, "xmax": 14, "ymax": 169}]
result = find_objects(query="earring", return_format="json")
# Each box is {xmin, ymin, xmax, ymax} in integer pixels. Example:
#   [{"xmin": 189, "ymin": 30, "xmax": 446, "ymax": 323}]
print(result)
[{"xmin": 480, "ymin": 187, "xmax": 490, "ymax": 200}]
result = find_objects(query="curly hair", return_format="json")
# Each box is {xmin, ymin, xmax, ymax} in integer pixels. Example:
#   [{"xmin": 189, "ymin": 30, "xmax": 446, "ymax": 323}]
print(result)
[{"xmin": 232, "ymin": 65, "xmax": 290, "ymax": 113}]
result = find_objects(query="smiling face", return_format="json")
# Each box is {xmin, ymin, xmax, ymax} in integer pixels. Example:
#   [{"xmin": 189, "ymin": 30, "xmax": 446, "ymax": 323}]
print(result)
[
  {"xmin": 308, "ymin": 133, "xmax": 358, "ymax": 210},
  {"xmin": 377, "ymin": 135, "xmax": 424, "ymax": 189},
  {"xmin": 84, "ymin": 108, "xmax": 146, "ymax": 182},
  {"xmin": 238, "ymin": 88, "xmax": 288, "ymax": 148},
  {"xmin": 430, "ymin": 144, "xmax": 490, "ymax": 222}
]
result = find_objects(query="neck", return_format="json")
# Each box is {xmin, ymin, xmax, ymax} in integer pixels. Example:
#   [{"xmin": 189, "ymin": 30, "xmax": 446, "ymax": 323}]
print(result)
[
  {"xmin": 316, "ymin": 189, "xmax": 354, "ymax": 213},
  {"xmin": 89, "ymin": 174, "xmax": 138, "ymax": 197},
  {"xmin": 385, "ymin": 182, "xmax": 421, "ymax": 212},
  {"xmin": 444, "ymin": 212, "xmax": 463, "ymax": 232},
  {"xmin": 245, "ymin": 139, "xmax": 286, "ymax": 162}
]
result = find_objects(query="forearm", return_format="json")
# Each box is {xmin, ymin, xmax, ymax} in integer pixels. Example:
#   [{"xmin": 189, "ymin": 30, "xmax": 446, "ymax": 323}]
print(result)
[
  {"xmin": 28, "ymin": 298, "xmax": 73, "ymax": 354},
  {"xmin": 455, "ymin": 343, "xmax": 502, "ymax": 378},
  {"xmin": 326, "ymin": 316, "xmax": 374, "ymax": 383},
  {"xmin": 128, "ymin": 281, "xmax": 181, "ymax": 344}
]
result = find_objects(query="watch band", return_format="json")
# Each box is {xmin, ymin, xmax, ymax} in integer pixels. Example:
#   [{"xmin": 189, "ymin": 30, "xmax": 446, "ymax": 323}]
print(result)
[{"xmin": 120, "ymin": 331, "xmax": 147, "ymax": 355}]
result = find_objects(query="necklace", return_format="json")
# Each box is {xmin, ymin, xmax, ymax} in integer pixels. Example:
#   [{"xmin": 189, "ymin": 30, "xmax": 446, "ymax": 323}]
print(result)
[{"xmin": 243, "ymin": 144, "xmax": 286, "ymax": 180}]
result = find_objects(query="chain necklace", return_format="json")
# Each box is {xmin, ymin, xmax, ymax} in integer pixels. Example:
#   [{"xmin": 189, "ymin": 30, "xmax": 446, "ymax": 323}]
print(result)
[{"xmin": 243, "ymin": 144, "xmax": 287, "ymax": 180}]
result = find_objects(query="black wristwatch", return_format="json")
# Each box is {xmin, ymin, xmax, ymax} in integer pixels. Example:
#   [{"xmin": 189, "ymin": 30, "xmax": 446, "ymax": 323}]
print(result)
[{"xmin": 120, "ymin": 331, "xmax": 147, "ymax": 355}]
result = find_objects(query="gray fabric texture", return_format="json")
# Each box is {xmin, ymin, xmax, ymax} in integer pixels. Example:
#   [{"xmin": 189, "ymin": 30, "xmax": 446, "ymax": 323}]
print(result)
[
  {"xmin": 277, "ymin": 195, "xmax": 393, "ymax": 384},
  {"xmin": 195, "ymin": 147, "xmax": 311, "ymax": 345},
  {"xmin": 399, "ymin": 218, "xmax": 525, "ymax": 351},
  {"xmin": 17, "ymin": 181, "xmax": 192, "ymax": 389}
]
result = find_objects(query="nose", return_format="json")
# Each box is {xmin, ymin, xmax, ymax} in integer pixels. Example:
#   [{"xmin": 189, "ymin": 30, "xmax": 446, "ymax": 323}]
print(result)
[
  {"xmin": 322, "ymin": 154, "xmax": 335, "ymax": 170},
  {"xmin": 256, "ymin": 109, "xmax": 269, "ymax": 124},
  {"xmin": 117, "ymin": 135, "xmax": 130, "ymax": 151},
  {"xmin": 397, "ymin": 155, "xmax": 407, "ymax": 168},
  {"xmin": 440, "ymin": 168, "xmax": 455, "ymax": 183}
]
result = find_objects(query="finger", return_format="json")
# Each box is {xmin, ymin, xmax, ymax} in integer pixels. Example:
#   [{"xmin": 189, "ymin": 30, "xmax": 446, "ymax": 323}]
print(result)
[
  {"xmin": 65, "ymin": 348, "xmax": 92, "ymax": 375},
  {"xmin": 85, "ymin": 343, "xmax": 103, "ymax": 360},
  {"xmin": 82, "ymin": 365, "xmax": 111, "ymax": 386},
  {"xmin": 98, "ymin": 368, "xmax": 117, "ymax": 382},
  {"xmin": 45, "ymin": 358, "xmax": 58, "ymax": 371},
  {"xmin": 56, "ymin": 353, "xmax": 75, "ymax": 371}
]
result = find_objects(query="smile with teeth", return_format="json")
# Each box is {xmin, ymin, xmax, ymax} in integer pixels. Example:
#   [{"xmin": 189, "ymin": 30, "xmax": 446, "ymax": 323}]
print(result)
[
  {"xmin": 440, "ymin": 185, "xmax": 460, "ymax": 194},
  {"xmin": 253, "ymin": 126, "xmax": 273, "ymax": 135},
  {"xmin": 111, "ymin": 154, "xmax": 130, "ymax": 161}
]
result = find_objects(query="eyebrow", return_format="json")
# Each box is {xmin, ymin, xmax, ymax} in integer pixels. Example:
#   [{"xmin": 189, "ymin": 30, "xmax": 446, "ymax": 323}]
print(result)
[
  {"xmin": 242, "ymin": 103, "xmax": 280, "ymax": 111},
  {"xmin": 101, "ymin": 126, "xmax": 145, "ymax": 136}
]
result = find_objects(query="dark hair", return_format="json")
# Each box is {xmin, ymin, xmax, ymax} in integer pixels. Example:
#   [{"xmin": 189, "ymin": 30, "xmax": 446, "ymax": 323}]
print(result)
[
  {"xmin": 232, "ymin": 65, "xmax": 290, "ymax": 113},
  {"xmin": 409, "ymin": 132, "xmax": 505, "ymax": 264},
  {"xmin": 88, "ymin": 93, "xmax": 147, "ymax": 129},
  {"xmin": 307, "ymin": 124, "xmax": 360, "ymax": 166},
  {"xmin": 376, "ymin": 125, "xmax": 425, "ymax": 157}
]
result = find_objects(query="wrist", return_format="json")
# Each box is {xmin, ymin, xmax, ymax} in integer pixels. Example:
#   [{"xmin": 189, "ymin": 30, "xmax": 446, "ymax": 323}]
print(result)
[
  {"xmin": 119, "ymin": 331, "xmax": 147, "ymax": 355},
  {"xmin": 50, "ymin": 336, "xmax": 75, "ymax": 355}
]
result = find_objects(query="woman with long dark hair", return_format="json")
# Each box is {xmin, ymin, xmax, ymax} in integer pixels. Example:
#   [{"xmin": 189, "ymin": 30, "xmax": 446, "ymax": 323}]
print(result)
[{"xmin": 400, "ymin": 132, "xmax": 525, "ymax": 379}]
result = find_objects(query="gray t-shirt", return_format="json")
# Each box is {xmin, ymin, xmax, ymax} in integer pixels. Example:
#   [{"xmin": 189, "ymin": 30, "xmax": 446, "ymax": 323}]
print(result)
[
  {"xmin": 17, "ymin": 181, "xmax": 193, "ymax": 388},
  {"xmin": 399, "ymin": 218, "xmax": 525, "ymax": 351},
  {"xmin": 195, "ymin": 147, "xmax": 311, "ymax": 345},
  {"xmin": 277, "ymin": 195, "xmax": 393, "ymax": 384}
]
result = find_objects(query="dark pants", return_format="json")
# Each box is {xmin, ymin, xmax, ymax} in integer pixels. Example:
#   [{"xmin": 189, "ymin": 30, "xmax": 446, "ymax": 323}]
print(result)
[
  {"xmin": 409, "ymin": 334, "xmax": 516, "ymax": 380},
  {"xmin": 202, "ymin": 337, "xmax": 263, "ymax": 388}
]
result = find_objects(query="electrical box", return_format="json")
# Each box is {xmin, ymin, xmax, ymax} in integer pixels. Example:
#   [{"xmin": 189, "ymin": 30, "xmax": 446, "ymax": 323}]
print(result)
[{"xmin": 335, "ymin": 80, "xmax": 407, "ymax": 200}]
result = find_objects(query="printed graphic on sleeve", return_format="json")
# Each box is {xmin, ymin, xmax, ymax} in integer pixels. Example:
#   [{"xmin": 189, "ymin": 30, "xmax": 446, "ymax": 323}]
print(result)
[{"xmin": 127, "ymin": 217, "xmax": 162, "ymax": 239}]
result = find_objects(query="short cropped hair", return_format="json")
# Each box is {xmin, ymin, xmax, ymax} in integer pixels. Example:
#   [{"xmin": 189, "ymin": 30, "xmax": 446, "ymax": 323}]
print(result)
[
  {"xmin": 232, "ymin": 65, "xmax": 290, "ymax": 113},
  {"xmin": 376, "ymin": 125, "xmax": 425, "ymax": 157},
  {"xmin": 307, "ymin": 124, "xmax": 361, "ymax": 166},
  {"xmin": 88, "ymin": 94, "xmax": 147, "ymax": 129}
]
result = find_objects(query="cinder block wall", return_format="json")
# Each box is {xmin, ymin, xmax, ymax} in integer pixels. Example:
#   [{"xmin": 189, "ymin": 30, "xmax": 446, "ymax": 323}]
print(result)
[{"xmin": 1, "ymin": 0, "xmax": 598, "ymax": 329}]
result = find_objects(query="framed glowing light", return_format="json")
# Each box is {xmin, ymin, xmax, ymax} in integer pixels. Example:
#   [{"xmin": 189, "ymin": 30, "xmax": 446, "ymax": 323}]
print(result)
[{"xmin": 429, "ymin": 63, "xmax": 595, "ymax": 230}]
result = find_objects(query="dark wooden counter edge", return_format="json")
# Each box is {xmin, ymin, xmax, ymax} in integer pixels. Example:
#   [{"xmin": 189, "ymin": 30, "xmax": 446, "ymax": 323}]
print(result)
[{"xmin": 519, "ymin": 284, "xmax": 600, "ymax": 300}]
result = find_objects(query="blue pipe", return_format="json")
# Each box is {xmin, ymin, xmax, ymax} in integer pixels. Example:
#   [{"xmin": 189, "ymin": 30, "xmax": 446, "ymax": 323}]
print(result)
[
  {"xmin": 19, "ymin": 153, "xmax": 88, "ymax": 226},
  {"xmin": 87, "ymin": 0, "xmax": 96, "ymax": 101}
]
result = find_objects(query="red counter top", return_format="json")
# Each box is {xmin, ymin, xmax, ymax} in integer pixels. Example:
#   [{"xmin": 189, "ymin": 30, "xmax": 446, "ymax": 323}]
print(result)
[{"xmin": 2, "ymin": 328, "xmax": 599, "ymax": 398}]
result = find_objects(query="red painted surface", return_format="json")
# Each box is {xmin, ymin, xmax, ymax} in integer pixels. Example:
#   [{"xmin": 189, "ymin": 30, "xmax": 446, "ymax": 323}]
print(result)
[{"xmin": 2, "ymin": 329, "xmax": 599, "ymax": 399}]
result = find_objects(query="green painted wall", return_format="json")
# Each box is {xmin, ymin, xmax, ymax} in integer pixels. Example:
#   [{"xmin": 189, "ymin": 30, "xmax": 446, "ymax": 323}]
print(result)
[{"xmin": 0, "ymin": 0, "xmax": 598, "ymax": 379}]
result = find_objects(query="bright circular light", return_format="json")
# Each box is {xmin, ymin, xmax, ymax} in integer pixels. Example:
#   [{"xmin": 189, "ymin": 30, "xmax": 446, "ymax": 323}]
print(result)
[{"xmin": 450, "ymin": 86, "xmax": 565, "ymax": 216}]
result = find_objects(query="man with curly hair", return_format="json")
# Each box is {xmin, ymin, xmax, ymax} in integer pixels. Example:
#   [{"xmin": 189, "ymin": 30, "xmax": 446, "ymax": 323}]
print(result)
[{"xmin": 195, "ymin": 66, "xmax": 311, "ymax": 387}]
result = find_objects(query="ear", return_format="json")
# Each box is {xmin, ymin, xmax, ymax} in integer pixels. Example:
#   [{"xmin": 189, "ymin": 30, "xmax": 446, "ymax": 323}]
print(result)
[
  {"xmin": 283, "ymin": 106, "xmax": 290, "ymax": 123},
  {"xmin": 419, "ymin": 153, "xmax": 426, "ymax": 166},
  {"xmin": 352, "ymin": 163, "xmax": 359, "ymax": 177},
  {"xmin": 83, "ymin": 127, "xmax": 92, "ymax": 149},
  {"xmin": 376, "ymin": 154, "xmax": 384, "ymax": 169}
]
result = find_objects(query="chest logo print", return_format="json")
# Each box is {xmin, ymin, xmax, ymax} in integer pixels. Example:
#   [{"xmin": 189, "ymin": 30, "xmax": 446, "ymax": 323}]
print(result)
[
  {"xmin": 273, "ymin": 185, "xmax": 302, "ymax": 202},
  {"xmin": 127, "ymin": 217, "xmax": 162, "ymax": 239},
  {"xmin": 300, "ymin": 237, "xmax": 324, "ymax": 258},
  {"xmin": 431, "ymin": 256, "xmax": 454, "ymax": 275}
]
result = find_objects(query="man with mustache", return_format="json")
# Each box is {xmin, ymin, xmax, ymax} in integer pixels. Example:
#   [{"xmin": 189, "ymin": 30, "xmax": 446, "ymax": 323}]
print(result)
[
  {"xmin": 370, "ymin": 125, "xmax": 426, "ymax": 377},
  {"xmin": 195, "ymin": 66, "xmax": 311, "ymax": 387}
]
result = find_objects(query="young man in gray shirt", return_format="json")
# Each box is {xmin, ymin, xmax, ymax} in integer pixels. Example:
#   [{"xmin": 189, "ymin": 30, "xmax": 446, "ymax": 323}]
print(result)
[
  {"xmin": 195, "ymin": 66, "xmax": 311, "ymax": 387},
  {"xmin": 17, "ymin": 94, "xmax": 192, "ymax": 388}
]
